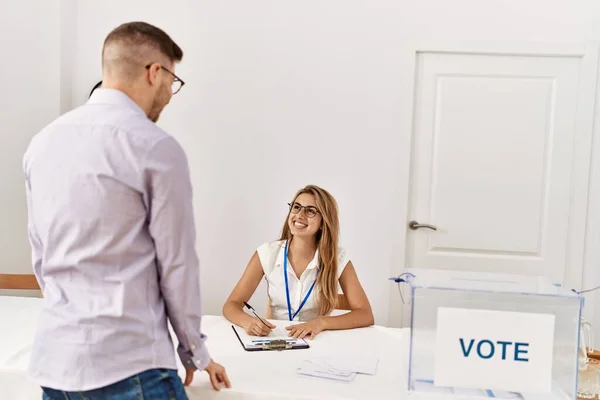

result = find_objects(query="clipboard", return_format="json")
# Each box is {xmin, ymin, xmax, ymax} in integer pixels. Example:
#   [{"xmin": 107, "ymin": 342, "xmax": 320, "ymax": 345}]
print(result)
[{"xmin": 231, "ymin": 324, "xmax": 310, "ymax": 352}]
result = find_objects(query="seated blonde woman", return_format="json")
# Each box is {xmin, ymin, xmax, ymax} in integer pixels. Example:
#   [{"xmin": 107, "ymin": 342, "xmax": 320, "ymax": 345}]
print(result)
[{"xmin": 223, "ymin": 185, "xmax": 374, "ymax": 339}]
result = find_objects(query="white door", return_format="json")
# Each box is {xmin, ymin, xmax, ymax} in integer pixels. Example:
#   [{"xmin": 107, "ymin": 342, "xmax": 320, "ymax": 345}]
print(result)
[
  {"xmin": 391, "ymin": 45, "xmax": 598, "ymax": 327},
  {"xmin": 407, "ymin": 50, "xmax": 583, "ymax": 282}
]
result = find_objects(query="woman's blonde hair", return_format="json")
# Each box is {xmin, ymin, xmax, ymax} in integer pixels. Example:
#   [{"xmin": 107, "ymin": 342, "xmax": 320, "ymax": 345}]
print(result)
[{"xmin": 279, "ymin": 185, "xmax": 339, "ymax": 316}]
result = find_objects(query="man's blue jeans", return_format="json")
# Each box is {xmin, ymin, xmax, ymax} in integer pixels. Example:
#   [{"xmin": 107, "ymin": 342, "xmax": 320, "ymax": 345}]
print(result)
[{"xmin": 41, "ymin": 369, "xmax": 188, "ymax": 400}]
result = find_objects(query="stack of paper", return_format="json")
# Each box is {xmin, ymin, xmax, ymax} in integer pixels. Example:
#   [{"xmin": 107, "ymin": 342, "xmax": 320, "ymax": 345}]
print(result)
[{"xmin": 297, "ymin": 355, "xmax": 378, "ymax": 382}]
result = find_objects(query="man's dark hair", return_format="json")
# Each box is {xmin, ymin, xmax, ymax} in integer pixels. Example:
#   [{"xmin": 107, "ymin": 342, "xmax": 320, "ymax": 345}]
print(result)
[{"xmin": 103, "ymin": 22, "xmax": 183, "ymax": 64}]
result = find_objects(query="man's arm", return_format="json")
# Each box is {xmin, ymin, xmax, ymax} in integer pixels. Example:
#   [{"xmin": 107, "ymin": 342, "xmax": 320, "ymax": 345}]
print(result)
[
  {"xmin": 145, "ymin": 136, "xmax": 209, "ymax": 371},
  {"xmin": 25, "ymin": 175, "xmax": 44, "ymax": 292}
]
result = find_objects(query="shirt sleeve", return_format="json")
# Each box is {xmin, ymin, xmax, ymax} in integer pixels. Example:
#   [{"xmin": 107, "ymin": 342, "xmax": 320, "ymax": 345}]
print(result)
[
  {"xmin": 256, "ymin": 242, "xmax": 272, "ymax": 274},
  {"xmin": 337, "ymin": 246, "xmax": 351, "ymax": 279},
  {"xmin": 145, "ymin": 136, "xmax": 210, "ymax": 371},
  {"xmin": 24, "ymin": 175, "xmax": 44, "ymax": 291}
]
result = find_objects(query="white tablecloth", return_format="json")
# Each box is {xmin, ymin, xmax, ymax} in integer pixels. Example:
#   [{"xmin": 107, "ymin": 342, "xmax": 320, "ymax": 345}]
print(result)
[{"xmin": 0, "ymin": 296, "xmax": 410, "ymax": 399}]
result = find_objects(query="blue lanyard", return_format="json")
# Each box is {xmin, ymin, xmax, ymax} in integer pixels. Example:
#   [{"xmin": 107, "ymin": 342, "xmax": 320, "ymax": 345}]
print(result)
[{"xmin": 283, "ymin": 240, "xmax": 318, "ymax": 321}]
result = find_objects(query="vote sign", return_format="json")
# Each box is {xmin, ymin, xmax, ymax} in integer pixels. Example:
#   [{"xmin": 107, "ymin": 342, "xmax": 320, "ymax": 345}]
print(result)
[{"xmin": 434, "ymin": 307, "xmax": 555, "ymax": 393}]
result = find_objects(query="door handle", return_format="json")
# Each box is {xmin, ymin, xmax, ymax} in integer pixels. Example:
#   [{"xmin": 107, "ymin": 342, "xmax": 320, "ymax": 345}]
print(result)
[{"xmin": 408, "ymin": 221, "xmax": 437, "ymax": 231}]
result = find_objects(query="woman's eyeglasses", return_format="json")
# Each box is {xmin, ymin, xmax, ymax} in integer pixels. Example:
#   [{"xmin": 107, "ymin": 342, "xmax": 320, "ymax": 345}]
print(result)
[{"xmin": 288, "ymin": 202, "xmax": 320, "ymax": 218}]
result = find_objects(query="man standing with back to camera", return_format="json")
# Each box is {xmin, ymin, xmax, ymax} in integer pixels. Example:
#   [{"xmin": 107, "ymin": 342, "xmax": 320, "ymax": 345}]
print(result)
[{"xmin": 23, "ymin": 22, "xmax": 230, "ymax": 399}]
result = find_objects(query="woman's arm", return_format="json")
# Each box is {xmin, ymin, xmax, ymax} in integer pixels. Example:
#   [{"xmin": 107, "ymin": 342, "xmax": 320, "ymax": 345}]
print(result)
[
  {"xmin": 320, "ymin": 261, "xmax": 374, "ymax": 330},
  {"xmin": 222, "ymin": 251, "xmax": 275, "ymax": 336},
  {"xmin": 286, "ymin": 261, "xmax": 374, "ymax": 339}
]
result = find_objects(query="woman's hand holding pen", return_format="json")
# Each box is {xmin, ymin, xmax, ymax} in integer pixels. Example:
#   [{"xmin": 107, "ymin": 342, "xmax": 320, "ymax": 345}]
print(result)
[
  {"xmin": 244, "ymin": 316, "xmax": 276, "ymax": 336},
  {"xmin": 241, "ymin": 301, "xmax": 275, "ymax": 336}
]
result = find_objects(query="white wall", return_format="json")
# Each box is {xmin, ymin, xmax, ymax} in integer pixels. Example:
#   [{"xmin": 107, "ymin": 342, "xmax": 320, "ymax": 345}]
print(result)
[
  {"xmin": 63, "ymin": 1, "xmax": 409, "ymax": 324},
  {"xmin": 4, "ymin": 0, "xmax": 600, "ymax": 333},
  {"xmin": 0, "ymin": 1, "xmax": 61, "ymax": 296}
]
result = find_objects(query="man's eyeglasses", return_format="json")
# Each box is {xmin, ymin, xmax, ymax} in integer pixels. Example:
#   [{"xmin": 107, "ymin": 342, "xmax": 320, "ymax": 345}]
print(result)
[
  {"xmin": 288, "ymin": 202, "xmax": 320, "ymax": 218},
  {"xmin": 145, "ymin": 64, "xmax": 185, "ymax": 95}
]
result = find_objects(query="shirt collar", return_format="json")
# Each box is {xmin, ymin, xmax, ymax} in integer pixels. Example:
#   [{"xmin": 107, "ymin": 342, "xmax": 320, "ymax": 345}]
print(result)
[
  {"xmin": 87, "ymin": 88, "xmax": 147, "ymax": 117},
  {"xmin": 275, "ymin": 241, "xmax": 320, "ymax": 271}
]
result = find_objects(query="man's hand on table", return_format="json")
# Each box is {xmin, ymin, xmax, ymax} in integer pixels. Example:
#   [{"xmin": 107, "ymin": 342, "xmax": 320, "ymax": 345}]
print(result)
[{"xmin": 184, "ymin": 359, "xmax": 232, "ymax": 391}]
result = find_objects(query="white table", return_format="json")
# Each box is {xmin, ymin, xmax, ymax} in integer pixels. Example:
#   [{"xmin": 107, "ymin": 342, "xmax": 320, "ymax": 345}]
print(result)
[{"xmin": 0, "ymin": 296, "xmax": 410, "ymax": 400}]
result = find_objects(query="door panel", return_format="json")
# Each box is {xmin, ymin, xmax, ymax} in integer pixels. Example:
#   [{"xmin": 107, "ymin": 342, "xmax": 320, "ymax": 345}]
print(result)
[{"xmin": 407, "ymin": 52, "xmax": 580, "ymax": 284}]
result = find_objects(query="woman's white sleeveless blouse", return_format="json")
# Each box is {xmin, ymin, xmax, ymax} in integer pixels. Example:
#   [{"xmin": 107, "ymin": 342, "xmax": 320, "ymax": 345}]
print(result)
[{"xmin": 256, "ymin": 240, "xmax": 350, "ymax": 322}]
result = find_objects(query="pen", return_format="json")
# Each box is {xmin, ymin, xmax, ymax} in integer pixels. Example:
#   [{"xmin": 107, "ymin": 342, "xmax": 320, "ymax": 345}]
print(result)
[{"xmin": 243, "ymin": 301, "xmax": 272, "ymax": 330}]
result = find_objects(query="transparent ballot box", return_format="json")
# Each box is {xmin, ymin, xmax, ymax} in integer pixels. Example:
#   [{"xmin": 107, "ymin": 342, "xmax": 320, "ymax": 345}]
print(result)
[{"xmin": 400, "ymin": 269, "xmax": 583, "ymax": 400}]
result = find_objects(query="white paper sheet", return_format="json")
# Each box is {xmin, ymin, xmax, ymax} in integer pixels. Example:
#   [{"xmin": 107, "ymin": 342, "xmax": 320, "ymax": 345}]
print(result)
[{"xmin": 297, "ymin": 354, "xmax": 378, "ymax": 382}]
